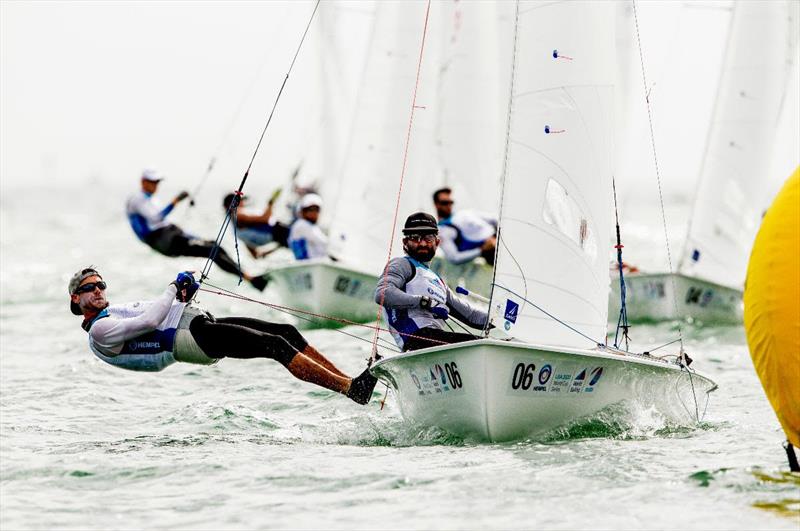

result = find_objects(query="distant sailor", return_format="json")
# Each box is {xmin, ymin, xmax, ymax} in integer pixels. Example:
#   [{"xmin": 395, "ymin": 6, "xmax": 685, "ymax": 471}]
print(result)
[
  {"xmin": 67, "ymin": 266, "xmax": 377, "ymax": 404},
  {"xmin": 223, "ymin": 189, "xmax": 290, "ymax": 259},
  {"xmin": 126, "ymin": 169, "xmax": 268, "ymax": 291},
  {"xmin": 433, "ymin": 187, "xmax": 497, "ymax": 265},
  {"xmin": 287, "ymin": 193, "xmax": 328, "ymax": 260},
  {"xmin": 375, "ymin": 212, "xmax": 489, "ymax": 351}
]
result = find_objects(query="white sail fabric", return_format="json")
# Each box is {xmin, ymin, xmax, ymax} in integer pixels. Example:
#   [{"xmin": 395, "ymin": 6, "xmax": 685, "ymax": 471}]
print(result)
[
  {"xmin": 679, "ymin": 1, "xmax": 795, "ymax": 289},
  {"xmin": 430, "ymin": 0, "xmax": 507, "ymax": 213},
  {"xmin": 303, "ymin": 2, "xmax": 377, "ymax": 229},
  {"xmin": 614, "ymin": 1, "xmax": 732, "ymax": 273},
  {"xmin": 491, "ymin": 1, "xmax": 614, "ymax": 348},
  {"xmin": 327, "ymin": 1, "xmax": 440, "ymax": 273}
]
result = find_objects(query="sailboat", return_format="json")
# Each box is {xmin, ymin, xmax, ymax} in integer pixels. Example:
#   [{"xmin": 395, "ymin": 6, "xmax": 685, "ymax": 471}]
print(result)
[
  {"xmin": 371, "ymin": 0, "xmax": 716, "ymax": 442},
  {"xmin": 609, "ymin": 1, "xmax": 795, "ymax": 324}
]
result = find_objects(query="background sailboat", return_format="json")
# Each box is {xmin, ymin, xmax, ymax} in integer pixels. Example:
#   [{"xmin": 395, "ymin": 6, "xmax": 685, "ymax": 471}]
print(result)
[
  {"xmin": 372, "ymin": 0, "xmax": 715, "ymax": 442},
  {"xmin": 610, "ymin": 0, "xmax": 796, "ymax": 324}
]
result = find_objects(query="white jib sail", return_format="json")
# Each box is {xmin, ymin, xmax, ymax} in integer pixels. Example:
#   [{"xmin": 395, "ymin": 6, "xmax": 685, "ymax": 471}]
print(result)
[
  {"xmin": 490, "ymin": 0, "xmax": 615, "ymax": 348},
  {"xmin": 679, "ymin": 1, "xmax": 796, "ymax": 289}
]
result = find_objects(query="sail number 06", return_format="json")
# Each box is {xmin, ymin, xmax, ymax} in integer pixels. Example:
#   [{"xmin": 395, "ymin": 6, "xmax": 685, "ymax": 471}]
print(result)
[{"xmin": 511, "ymin": 363, "xmax": 536, "ymax": 390}]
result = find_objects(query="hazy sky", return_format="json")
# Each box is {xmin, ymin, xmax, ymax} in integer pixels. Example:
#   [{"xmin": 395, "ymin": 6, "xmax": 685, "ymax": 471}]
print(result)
[
  {"xmin": 0, "ymin": 0, "xmax": 340, "ymax": 196},
  {"xmin": 2, "ymin": 0, "xmax": 797, "ymax": 201}
]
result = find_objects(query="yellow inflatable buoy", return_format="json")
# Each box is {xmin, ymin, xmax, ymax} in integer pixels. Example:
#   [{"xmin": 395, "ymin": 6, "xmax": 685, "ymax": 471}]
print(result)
[{"xmin": 744, "ymin": 167, "xmax": 800, "ymax": 471}]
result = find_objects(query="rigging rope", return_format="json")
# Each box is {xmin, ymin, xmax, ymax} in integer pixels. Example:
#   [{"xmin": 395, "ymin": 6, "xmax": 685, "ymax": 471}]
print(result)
[
  {"xmin": 371, "ymin": 0, "xmax": 433, "ymax": 364},
  {"xmin": 492, "ymin": 283, "xmax": 604, "ymax": 346},
  {"xmin": 631, "ymin": 0, "xmax": 684, "ymax": 349},
  {"xmin": 199, "ymin": 0, "xmax": 321, "ymax": 284},
  {"xmin": 197, "ymin": 281, "xmax": 454, "ymax": 353}
]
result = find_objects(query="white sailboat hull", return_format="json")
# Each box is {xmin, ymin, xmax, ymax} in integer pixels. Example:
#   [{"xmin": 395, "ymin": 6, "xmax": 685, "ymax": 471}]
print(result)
[
  {"xmin": 267, "ymin": 259, "xmax": 378, "ymax": 329},
  {"xmin": 609, "ymin": 272, "xmax": 743, "ymax": 324},
  {"xmin": 430, "ymin": 256, "xmax": 494, "ymax": 299},
  {"xmin": 371, "ymin": 339, "xmax": 716, "ymax": 442}
]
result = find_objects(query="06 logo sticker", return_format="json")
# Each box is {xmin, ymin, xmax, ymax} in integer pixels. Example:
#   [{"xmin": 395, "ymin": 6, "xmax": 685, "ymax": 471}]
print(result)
[{"xmin": 409, "ymin": 361, "xmax": 463, "ymax": 397}]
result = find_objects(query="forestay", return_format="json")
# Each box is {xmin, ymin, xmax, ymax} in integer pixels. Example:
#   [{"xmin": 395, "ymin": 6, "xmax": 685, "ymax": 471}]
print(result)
[
  {"xmin": 490, "ymin": 0, "xmax": 614, "ymax": 348},
  {"xmin": 679, "ymin": 1, "xmax": 796, "ymax": 289}
]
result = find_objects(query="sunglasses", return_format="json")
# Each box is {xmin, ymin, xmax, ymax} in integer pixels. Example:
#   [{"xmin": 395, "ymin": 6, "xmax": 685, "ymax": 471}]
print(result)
[
  {"xmin": 436, "ymin": 200, "xmax": 454, "ymax": 206},
  {"xmin": 74, "ymin": 281, "xmax": 107, "ymax": 294},
  {"xmin": 405, "ymin": 234, "xmax": 438, "ymax": 243}
]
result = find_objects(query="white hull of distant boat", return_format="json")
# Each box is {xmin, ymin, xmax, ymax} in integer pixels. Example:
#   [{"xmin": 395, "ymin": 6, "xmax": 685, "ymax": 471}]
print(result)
[
  {"xmin": 371, "ymin": 339, "xmax": 716, "ymax": 442},
  {"xmin": 430, "ymin": 256, "xmax": 493, "ymax": 299},
  {"xmin": 609, "ymin": 272, "xmax": 743, "ymax": 324},
  {"xmin": 267, "ymin": 259, "xmax": 378, "ymax": 329}
]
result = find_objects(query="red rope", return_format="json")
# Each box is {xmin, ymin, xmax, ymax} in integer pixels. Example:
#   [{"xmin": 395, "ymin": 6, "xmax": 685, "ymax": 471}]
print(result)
[{"xmin": 371, "ymin": 0, "xmax": 433, "ymax": 361}]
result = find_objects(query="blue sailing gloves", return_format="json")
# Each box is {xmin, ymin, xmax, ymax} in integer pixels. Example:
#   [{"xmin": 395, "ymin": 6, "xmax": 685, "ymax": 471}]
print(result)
[
  {"xmin": 172, "ymin": 271, "xmax": 199, "ymax": 302},
  {"xmin": 431, "ymin": 306, "xmax": 449, "ymax": 320},
  {"xmin": 420, "ymin": 295, "xmax": 449, "ymax": 320}
]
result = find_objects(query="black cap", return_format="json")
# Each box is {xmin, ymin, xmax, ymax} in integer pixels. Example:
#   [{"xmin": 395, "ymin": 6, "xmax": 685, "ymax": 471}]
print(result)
[{"xmin": 402, "ymin": 212, "xmax": 439, "ymax": 235}]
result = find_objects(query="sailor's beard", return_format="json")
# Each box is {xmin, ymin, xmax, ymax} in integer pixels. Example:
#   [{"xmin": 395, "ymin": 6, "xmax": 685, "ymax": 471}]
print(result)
[{"xmin": 405, "ymin": 245, "xmax": 435, "ymax": 262}]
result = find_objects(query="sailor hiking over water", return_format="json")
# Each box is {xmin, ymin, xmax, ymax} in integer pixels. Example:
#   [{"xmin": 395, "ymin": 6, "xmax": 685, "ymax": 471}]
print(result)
[
  {"xmin": 287, "ymin": 193, "xmax": 328, "ymax": 260},
  {"xmin": 126, "ymin": 169, "xmax": 269, "ymax": 291},
  {"xmin": 68, "ymin": 267, "xmax": 377, "ymax": 404},
  {"xmin": 222, "ymin": 189, "xmax": 290, "ymax": 259},
  {"xmin": 375, "ymin": 212, "xmax": 489, "ymax": 351},
  {"xmin": 433, "ymin": 187, "xmax": 497, "ymax": 265}
]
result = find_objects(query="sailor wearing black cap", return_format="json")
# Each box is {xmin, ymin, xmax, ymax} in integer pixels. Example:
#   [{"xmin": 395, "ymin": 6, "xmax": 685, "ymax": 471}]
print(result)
[
  {"xmin": 67, "ymin": 266, "xmax": 377, "ymax": 404},
  {"xmin": 374, "ymin": 212, "xmax": 489, "ymax": 351}
]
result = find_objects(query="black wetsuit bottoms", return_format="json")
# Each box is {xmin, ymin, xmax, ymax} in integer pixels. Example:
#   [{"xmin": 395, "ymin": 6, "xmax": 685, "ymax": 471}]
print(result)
[
  {"xmin": 189, "ymin": 316, "xmax": 308, "ymax": 367},
  {"xmin": 482, "ymin": 247, "xmax": 495, "ymax": 266},
  {"xmin": 145, "ymin": 224, "xmax": 242, "ymax": 276},
  {"xmin": 272, "ymin": 222, "xmax": 290, "ymax": 248},
  {"xmin": 402, "ymin": 327, "xmax": 479, "ymax": 352}
]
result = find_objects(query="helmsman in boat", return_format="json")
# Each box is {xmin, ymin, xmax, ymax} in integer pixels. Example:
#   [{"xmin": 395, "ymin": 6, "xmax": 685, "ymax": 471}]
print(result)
[
  {"xmin": 375, "ymin": 212, "xmax": 489, "ymax": 351},
  {"xmin": 433, "ymin": 187, "xmax": 497, "ymax": 266},
  {"xmin": 222, "ymin": 190, "xmax": 290, "ymax": 259},
  {"xmin": 287, "ymin": 193, "xmax": 328, "ymax": 260},
  {"xmin": 67, "ymin": 266, "xmax": 377, "ymax": 404},
  {"xmin": 126, "ymin": 169, "xmax": 270, "ymax": 291}
]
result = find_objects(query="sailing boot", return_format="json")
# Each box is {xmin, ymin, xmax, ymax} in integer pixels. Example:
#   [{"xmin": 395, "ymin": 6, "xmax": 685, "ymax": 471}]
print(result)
[
  {"xmin": 346, "ymin": 367, "xmax": 378, "ymax": 405},
  {"xmin": 250, "ymin": 274, "xmax": 270, "ymax": 292}
]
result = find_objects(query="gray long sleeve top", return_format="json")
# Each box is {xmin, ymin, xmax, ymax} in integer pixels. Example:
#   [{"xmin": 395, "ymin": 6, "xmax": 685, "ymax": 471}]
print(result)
[{"xmin": 374, "ymin": 256, "xmax": 488, "ymax": 330}]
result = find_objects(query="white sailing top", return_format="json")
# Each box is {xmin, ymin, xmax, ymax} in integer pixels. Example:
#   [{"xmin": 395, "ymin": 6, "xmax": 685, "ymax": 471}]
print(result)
[
  {"xmin": 288, "ymin": 218, "xmax": 328, "ymax": 260},
  {"xmin": 438, "ymin": 210, "xmax": 497, "ymax": 264}
]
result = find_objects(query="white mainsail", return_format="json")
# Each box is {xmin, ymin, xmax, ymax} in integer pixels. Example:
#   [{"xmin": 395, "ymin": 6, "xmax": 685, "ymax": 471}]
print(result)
[
  {"xmin": 614, "ymin": 1, "xmax": 732, "ymax": 272},
  {"xmin": 490, "ymin": 0, "xmax": 615, "ymax": 348},
  {"xmin": 307, "ymin": 2, "xmax": 377, "ymax": 227},
  {"xmin": 327, "ymin": 1, "xmax": 439, "ymax": 273},
  {"xmin": 431, "ymin": 0, "xmax": 507, "ymax": 213},
  {"xmin": 679, "ymin": 1, "xmax": 797, "ymax": 288}
]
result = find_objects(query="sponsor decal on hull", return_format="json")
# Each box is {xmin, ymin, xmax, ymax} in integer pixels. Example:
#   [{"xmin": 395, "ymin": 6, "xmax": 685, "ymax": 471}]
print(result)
[
  {"xmin": 408, "ymin": 361, "xmax": 464, "ymax": 397},
  {"xmin": 509, "ymin": 360, "xmax": 604, "ymax": 396}
]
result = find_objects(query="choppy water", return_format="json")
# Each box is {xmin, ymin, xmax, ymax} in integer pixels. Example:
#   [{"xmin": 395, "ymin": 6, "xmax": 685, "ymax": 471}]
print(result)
[{"xmin": 1, "ymin": 188, "xmax": 798, "ymax": 530}]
